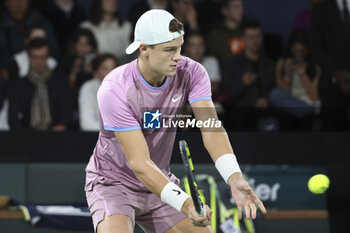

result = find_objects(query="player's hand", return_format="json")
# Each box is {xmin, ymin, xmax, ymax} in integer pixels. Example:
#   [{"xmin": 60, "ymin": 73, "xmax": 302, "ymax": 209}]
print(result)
[
  {"xmin": 181, "ymin": 198, "xmax": 212, "ymax": 227},
  {"xmin": 228, "ymin": 173, "xmax": 267, "ymax": 220}
]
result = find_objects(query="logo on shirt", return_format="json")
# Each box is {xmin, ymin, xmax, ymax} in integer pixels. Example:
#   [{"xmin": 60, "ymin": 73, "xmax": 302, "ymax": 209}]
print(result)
[
  {"xmin": 171, "ymin": 94, "xmax": 183, "ymax": 103},
  {"xmin": 143, "ymin": 110, "xmax": 162, "ymax": 129},
  {"xmin": 229, "ymin": 37, "xmax": 245, "ymax": 55}
]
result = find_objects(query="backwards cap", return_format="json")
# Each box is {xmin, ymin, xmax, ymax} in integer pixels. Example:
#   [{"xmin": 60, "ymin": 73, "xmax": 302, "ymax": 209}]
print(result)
[{"xmin": 125, "ymin": 9, "xmax": 184, "ymax": 54}]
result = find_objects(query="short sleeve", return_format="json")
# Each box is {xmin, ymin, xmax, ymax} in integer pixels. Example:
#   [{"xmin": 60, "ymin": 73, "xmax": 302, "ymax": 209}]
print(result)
[
  {"xmin": 188, "ymin": 62, "xmax": 212, "ymax": 104},
  {"xmin": 98, "ymin": 83, "xmax": 140, "ymax": 132}
]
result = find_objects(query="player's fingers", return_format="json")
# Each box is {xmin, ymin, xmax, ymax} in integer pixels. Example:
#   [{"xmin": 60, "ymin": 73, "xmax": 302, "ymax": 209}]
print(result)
[
  {"xmin": 255, "ymin": 198, "xmax": 267, "ymax": 214},
  {"xmin": 244, "ymin": 205, "xmax": 251, "ymax": 219},
  {"xmin": 190, "ymin": 213, "xmax": 208, "ymax": 224},
  {"xmin": 191, "ymin": 221, "xmax": 210, "ymax": 227},
  {"xmin": 205, "ymin": 205, "xmax": 212, "ymax": 221},
  {"xmin": 250, "ymin": 203, "xmax": 257, "ymax": 219},
  {"xmin": 190, "ymin": 217, "xmax": 210, "ymax": 227},
  {"xmin": 238, "ymin": 206, "xmax": 243, "ymax": 220},
  {"xmin": 202, "ymin": 219, "xmax": 210, "ymax": 226},
  {"xmin": 197, "ymin": 213, "xmax": 210, "ymax": 226}
]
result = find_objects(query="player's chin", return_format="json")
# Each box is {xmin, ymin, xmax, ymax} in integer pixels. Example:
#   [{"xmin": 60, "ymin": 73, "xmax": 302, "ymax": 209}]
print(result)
[{"xmin": 167, "ymin": 69, "xmax": 177, "ymax": 76}]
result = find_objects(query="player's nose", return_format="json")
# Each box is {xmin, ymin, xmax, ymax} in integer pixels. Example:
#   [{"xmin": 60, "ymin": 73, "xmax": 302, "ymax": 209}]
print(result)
[
  {"xmin": 173, "ymin": 54, "xmax": 181, "ymax": 62},
  {"xmin": 173, "ymin": 49, "xmax": 182, "ymax": 62}
]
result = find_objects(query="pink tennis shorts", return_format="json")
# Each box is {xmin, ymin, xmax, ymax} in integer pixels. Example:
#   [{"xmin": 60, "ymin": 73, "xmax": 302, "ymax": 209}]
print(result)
[{"xmin": 86, "ymin": 179, "xmax": 187, "ymax": 233}]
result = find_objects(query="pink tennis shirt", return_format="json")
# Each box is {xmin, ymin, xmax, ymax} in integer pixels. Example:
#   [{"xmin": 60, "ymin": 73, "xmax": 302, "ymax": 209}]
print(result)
[{"xmin": 85, "ymin": 56, "xmax": 211, "ymax": 192}]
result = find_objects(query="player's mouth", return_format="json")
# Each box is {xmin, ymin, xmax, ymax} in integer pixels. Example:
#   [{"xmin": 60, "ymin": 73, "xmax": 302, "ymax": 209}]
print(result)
[{"xmin": 170, "ymin": 64, "xmax": 177, "ymax": 69}]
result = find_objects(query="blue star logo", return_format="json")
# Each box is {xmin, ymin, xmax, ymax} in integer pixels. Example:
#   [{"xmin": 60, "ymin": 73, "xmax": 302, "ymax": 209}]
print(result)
[{"xmin": 143, "ymin": 110, "xmax": 162, "ymax": 129}]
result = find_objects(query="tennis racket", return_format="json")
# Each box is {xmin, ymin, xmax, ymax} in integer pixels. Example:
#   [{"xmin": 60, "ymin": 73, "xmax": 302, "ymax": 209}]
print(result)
[{"xmin": 179, "ymin": 140, "xmax": 206, "ymax": 217}]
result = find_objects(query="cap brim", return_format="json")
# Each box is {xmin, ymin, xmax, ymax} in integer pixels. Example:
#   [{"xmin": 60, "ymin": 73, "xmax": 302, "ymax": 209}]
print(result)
[{"xmin": 126, "ymin": 41, "xmax": 141, "ymax": 54}]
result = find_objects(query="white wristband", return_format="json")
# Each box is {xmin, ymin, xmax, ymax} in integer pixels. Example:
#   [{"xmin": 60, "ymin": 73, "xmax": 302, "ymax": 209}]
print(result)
[
  {"xmin": 215, "ymin": 153, "xmax": 241, "ymax": 183},
  {"xmin": 160, "ymin": 182, "xmax": 190, "ymax": 212}
]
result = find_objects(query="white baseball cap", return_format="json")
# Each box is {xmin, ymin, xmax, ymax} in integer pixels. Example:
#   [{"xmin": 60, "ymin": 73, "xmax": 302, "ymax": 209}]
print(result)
[{"xmin": 125, "ymin": 9, "xmax": 185, "ymax": 54}]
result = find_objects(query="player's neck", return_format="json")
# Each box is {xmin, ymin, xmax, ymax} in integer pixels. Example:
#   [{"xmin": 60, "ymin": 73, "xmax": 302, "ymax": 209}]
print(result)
[{"xmin": 138, "ymin": 59, "xmax": 166, "ymax": 87}]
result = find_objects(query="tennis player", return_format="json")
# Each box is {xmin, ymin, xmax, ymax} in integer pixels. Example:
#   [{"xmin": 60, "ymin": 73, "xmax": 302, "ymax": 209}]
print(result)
[{"xmin": 85, "ymin": 9, "xmax": 266, "ymax": 233}]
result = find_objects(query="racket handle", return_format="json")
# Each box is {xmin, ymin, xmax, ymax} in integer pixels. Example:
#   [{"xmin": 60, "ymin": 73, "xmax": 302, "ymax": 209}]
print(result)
[{"xmin": 199, "ymin": 205, "xmax": 206, "ymax": 217}]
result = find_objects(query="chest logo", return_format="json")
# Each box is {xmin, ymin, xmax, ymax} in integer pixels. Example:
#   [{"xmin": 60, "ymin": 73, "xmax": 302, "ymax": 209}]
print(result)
[{"xmin": 171, "ymin": 94, "xmax": 183, "ymax": 103}]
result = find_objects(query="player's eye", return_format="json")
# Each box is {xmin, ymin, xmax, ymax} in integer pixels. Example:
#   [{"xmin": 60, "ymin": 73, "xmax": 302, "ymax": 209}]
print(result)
[{"xmin": 165, "ymin": 48, "xmax": 175, "ymax": 52}]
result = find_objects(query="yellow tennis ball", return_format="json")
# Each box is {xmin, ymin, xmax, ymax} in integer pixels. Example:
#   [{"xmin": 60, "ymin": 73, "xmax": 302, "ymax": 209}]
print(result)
[{"xmin": 308, "ymin": 174, "xmax": 330, "ymax": 194}]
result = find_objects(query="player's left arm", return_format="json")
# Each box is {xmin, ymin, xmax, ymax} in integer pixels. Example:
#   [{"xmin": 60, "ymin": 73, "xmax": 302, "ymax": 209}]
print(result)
[{"xmin": 191, "ymin": 99, "xmax": 267, "ymax": 219}]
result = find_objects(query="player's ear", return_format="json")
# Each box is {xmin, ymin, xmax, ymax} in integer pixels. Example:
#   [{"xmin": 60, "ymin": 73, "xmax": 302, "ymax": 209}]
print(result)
[{"xmin": 139, "ymin": 44, "xmax": 150, "ymax": 58}]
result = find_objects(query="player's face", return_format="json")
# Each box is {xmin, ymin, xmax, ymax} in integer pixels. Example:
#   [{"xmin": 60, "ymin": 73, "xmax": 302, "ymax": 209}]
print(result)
[
  {"xmin": 184, "ymin": 35, "xmax": 205, "ymax": 62},
  {"xmin": 95, "ymin": 58, "xmax": 117, "ymax": 81},
  {"xmin": 29, "ymin": 46, "xmax": 49, "ymax": 73},
  {"xmin": 243, "ymin": 28, "xmax": 263, "ymax": 54},
  {"xmin": 148, "ymin": 36, "xmax": 184, "ymax": 77}
]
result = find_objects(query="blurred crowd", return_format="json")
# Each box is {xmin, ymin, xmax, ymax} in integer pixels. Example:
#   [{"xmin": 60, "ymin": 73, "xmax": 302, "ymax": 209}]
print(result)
[{"xmin": 0, "ymin": 0, "xmax": 349, "ymax": 132}]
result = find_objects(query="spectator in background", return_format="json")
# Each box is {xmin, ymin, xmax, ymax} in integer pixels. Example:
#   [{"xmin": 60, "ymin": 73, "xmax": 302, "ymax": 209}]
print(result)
[
  {"xmin": 60, "ymin": 28, "xmax": 97, "ymax": 128},
  {"xmin": 8, "ymin": 38, "xmax": 73, "ymax": 130},
  {"xmin": 206, "ymin": 0, "xmax": 244, "ymax": 65},
  {"xmin": 60, "ymin": 29, "xmax": 97, "ymax": 92},
  {"xmin": 78, "ymin": 54, "xmax": 117, "ymax": 131},
  {"xmin": 40, "ymin": 0, "xmax": 87, "ymax": 51},
  {"xmin": 80, "ymin": 0, "xmax": 132, "ymax": 61},
  {"xmin": 269, "ymin": 30, "xmax": 321, "ymax": 119},
  {"xmin": 4, "ymin": 26, "xmax": 58, "ymax": 131},
  {"xmin": 8, "ymin": 26, "xmax": 58, "ymax": 80},
  {"xmin": 168, "ymin": 0, "xmax": 200, "ymax": 33},
  {"xmin": 127, "ymin": 0, "xmax": 168, "ymax": 28},
  {"xmin": 312, "ymin": 0, "xmax": 350, "ymax": 131},
  {"xmin": 0, "ymin": 0, "xmax": 59, "ymax": 58},
  {"xmin": 222, "ymin": 21, "xmax": 275, "ymax": 130},
  {"xmin": 183, "ymin": 32, "xmax": 224, "ymax": 104}
]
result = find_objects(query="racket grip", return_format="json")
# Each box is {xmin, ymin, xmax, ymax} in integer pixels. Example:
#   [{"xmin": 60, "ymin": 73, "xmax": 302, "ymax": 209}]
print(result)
[{"xmin": 199, "ymin": 205, "xmax": 206, "ymax": 217}]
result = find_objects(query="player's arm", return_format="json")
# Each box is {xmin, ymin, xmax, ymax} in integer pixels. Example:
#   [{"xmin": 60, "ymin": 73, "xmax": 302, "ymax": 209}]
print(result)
[
  {"xmin": 114, "ymin": 129, "xmax": 210, "ymax": 225},
  {"xmin": 190, "ymin": 100, "xmax": 233, "ymax": 161},
  {"xmin": 114, "ymin": 129, "xmax": 169, "ymax": 196},
  {"xmin": 191, "ymin": 99, "xmax": 267, "ymax": 219}
]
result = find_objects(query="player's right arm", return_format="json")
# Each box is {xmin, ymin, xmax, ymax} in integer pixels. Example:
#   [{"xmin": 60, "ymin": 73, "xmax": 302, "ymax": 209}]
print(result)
[
  {"xmin": 113, "ymin": 129, "xmax": 168, "ymax": 196},
  {"xmin": 113, "ymin": 130, "xmax": 211, "ymax": 226}
]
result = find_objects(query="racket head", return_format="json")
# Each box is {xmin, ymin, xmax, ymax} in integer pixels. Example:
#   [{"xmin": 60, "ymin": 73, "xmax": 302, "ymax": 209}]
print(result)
[{"xmin": 179, "ymin": 140, "xmax": 206, "ymax": 216}]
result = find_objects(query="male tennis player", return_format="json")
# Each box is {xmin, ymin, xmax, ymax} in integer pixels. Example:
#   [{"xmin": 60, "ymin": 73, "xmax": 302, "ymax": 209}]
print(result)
[{"xmin": 85, "ymin": 9, "xmax": 266, "ymax": 233}]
